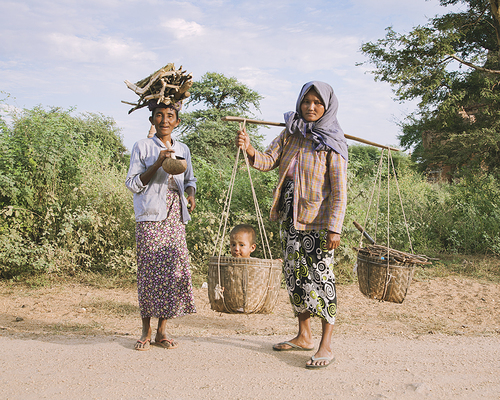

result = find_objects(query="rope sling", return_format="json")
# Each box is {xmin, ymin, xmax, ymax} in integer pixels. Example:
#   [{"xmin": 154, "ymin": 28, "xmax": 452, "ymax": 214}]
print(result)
[
  {"xmin": 355, "ymin": 149, "xmax": 430, "ymax": 303},
  {"xmin": 209, "ymin": 120, "xmax": 280, "ymax": 314}
]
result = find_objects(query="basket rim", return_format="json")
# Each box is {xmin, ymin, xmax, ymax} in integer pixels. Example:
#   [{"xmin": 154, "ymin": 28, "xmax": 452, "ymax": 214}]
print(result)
[{"xmin": 209, "ymin": 255, "xmax": 282, "ymax": 267}]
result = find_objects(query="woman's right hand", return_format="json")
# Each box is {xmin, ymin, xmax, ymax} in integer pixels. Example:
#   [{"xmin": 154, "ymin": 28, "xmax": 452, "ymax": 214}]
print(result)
[
  {"xmin": 140, "ymin": 149, "xmax": 174, "ymax": 186},
  {"xmin": 156, "ymin": 149, "xmax": 174, "ymax": 166},
  {"xmin": 236, "ymin": 128, "xmax": 256, "ymax": 163},
  {"xmin": 236, "ymin": 128, "xmax": 250, "ymax": 150}
]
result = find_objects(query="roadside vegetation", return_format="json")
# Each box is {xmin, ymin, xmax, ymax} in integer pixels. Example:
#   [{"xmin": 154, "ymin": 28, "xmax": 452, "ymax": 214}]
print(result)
[{"xmin": 1, "ymin": 72, "xmax": 498, "ymax": 289}]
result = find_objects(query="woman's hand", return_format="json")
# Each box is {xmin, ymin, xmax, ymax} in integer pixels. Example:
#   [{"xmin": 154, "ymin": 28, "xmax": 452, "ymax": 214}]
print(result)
[
  {"xmin": 326, "ymin": 231, "xmax": 341, "ymax": 250},
  {"xmin": 139, "ymin": 149, "xmax": 174, "ymax": 186},
  {"xmin": 186, "ymin": 186, "xmax": 196, "ymax": 213},
  {"xmin": 236, "ymin": 128, "xmax": 256, "ymax": 162},
  {"xmin": 156, "ymin": 149, "xmax": 174, "ymax": 165},
  {"xmin": 187, "ymin": 196, "xmax": 196, "ymax": 212},
  {"xmin": 236, "ymin": 128, "xmax": 250, "ymax": 150}
]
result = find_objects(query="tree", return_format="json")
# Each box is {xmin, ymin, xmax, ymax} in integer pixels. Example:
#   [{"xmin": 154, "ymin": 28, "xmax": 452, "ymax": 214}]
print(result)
[
  {"xmin": 177, "ymin": 73, "xmax": 282, "ymax": 272},
  {"xmin": 179, "ymin": 72, "xmax": 264, "ymax": 165},
  {"xmin": 360, "ymin": 0, "xmax": 500, "ymax": 177}
]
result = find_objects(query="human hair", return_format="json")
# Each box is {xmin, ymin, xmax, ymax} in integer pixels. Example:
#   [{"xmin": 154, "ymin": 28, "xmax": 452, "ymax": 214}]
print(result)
[
  {"xmin": 230, "ymin": 224, "xmax": 256, "ymax": 244},
  {"xmin": 151, "ymin": 104, "xmax": 179, "ymax": 120}
]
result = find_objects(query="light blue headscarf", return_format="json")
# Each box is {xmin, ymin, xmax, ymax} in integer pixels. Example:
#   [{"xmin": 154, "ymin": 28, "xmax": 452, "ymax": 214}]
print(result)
[{"xmin": 284, "ymin": 81, "xmax": 348, "ymax": 161}]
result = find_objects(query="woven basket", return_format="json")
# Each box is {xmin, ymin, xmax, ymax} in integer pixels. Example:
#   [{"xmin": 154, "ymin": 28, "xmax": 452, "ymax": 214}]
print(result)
[
  {"xmin": 356, "ymin": 250, "xmax": 416, "ymax": 304},
  {"xmin": 208, "ymin": 256, "xmax": 282, "ymax": 314}
]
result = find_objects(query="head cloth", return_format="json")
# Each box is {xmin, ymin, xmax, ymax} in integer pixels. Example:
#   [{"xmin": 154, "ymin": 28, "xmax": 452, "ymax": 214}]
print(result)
[{"xmin": 284, "ymin": 81, "xmax": 348, "ymax": 161}]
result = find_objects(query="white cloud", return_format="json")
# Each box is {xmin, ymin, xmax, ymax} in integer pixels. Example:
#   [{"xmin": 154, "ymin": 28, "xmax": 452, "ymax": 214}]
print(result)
[
  {"xmin": 0, "ymin": 0, "xmax": 453, "ymax": 151},
  {"xmin": 162, "ymin": 18, "xmax": 204, "ymax": 39},
  {"xmin": 45, "ymin": 34, "xmax": 157, "ymax": 63}
]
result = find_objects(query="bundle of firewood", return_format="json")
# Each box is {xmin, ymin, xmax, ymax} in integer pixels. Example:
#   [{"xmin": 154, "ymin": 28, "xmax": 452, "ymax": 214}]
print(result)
[
  {"xmin": 354, "ymin": 244, "xmax": 432, "ymax": 265},
  {"xmin": 122, "ymin": 63, "xmax": 192, "ymax": 114}
]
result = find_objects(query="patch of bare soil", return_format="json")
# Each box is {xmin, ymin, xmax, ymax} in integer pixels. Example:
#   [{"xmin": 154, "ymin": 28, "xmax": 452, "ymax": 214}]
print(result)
[{"xmin": 1, "ymin": 276, "xmax": 499, "ymax": 339}]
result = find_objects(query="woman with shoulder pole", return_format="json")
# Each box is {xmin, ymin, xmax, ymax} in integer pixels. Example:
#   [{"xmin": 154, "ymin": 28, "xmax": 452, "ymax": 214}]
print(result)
[{"xmin": 236, "ymin": 81, "xmax": 348, "ymax": 369}]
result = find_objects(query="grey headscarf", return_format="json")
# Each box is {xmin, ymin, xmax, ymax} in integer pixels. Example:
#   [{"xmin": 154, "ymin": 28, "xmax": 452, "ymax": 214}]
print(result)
[{"xmin": 284, "ymin": 81, "xmax": 348, "ymax": 161}]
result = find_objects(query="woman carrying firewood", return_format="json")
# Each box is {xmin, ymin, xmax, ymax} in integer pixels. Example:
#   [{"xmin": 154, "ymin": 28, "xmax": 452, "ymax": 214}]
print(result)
[
  {"xmin": 125, "ymin": 99, "xmax": 197, "ymax": 351},
  {"xmin": 236, "ymin": 81, "xmax": 348, "ymax": 369}
]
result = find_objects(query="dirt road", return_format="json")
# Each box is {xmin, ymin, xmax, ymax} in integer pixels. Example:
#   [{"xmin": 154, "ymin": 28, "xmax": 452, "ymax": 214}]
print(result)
[{"xmin": 1, "ymin": 277, "xmax": 499, "ymax": 399}]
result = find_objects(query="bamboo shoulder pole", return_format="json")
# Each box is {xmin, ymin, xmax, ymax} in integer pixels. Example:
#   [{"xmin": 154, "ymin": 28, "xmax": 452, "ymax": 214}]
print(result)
[{"xmin": 222, "ymin": 116, "xmax": 400, "ymax": 152}]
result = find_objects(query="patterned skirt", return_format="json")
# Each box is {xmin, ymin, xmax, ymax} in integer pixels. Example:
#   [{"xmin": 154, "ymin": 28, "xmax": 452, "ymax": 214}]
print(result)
[
  {"xmin": 279, "ymin": 179, "xmax": 337, "ymax": 324},
  {"xmin": 135, "ymin": 188, "xmax": 196, "ymax": 319}
]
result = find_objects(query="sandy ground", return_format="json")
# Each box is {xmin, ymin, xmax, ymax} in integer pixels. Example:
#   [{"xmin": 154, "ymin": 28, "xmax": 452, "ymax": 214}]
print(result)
[{"xmin": 0, "ymin": 276, "xmax": 499, "ymax": 399}]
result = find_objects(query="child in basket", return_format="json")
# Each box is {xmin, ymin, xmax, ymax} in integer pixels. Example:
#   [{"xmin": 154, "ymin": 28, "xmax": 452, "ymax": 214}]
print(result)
[{"xmin": 230, "ymin": 224, "xmax": 256, "ymax": 258}]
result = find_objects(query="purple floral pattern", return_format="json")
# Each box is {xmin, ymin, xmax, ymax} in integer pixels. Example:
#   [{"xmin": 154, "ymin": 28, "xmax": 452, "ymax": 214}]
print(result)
[{"xmin": 135, "ymin": 188, "xmax": 196, "ymax": 319}]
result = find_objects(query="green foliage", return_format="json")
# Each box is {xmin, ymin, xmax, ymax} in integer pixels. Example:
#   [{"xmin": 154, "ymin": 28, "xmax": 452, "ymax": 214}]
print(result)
[
  {"xmin": 0, "ymin": 105, "xmax": 134, "ymax": 278},
  {"xmin": 348, "ymin": 145, "xmax": 412, "ymax": 179},
  {"xmin": 432, "ymin": 173, "xmax": 500, "ymax": 254},
  {"xmin": 179, "ymin": 72, "xmax": 283, "ymax": 280},
  {"xmin": 360, "ymin": 0, "xmax": 500, "ymax": 177},
  {"xmin": 179, "ymin": 72, "xmax": 265, "ymax": 164},
  {"xmin": 0, "ymin": 106, "xmax": 127, "ymax": 211},
  {"xmin": 341, "ymin": 149, "xmax": 500, "ymax": 264},
  {"xmin": 2, "ymin": 73, "xmax": 499, "ymax": 285}
]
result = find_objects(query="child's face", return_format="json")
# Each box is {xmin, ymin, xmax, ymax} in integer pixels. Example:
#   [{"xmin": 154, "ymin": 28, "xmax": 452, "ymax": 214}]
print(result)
[{"xmin": 230, "ymin": 231, "xmax": 256, "ymax": 258}]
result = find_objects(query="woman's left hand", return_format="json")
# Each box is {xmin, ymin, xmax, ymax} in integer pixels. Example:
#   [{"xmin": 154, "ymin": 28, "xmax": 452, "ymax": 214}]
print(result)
[
  {"xmin": 326, "ymin": 231, "xmax": 340, "ymax": 250},
  {"xmin": 186, "ymin": 186, "xmax": 196, "ymax": 213},
  {"xmin": 187, "ymin": 195, "xmax": 196, "ymax": 213}
]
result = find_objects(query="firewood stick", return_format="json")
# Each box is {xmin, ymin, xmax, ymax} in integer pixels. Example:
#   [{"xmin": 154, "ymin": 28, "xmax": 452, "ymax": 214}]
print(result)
[{"xmin": 222, "ymin": 116, "xmax": 400, "ymax": 151}]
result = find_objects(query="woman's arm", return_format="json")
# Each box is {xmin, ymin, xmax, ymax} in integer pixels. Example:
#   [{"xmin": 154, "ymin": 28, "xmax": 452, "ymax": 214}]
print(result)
[
  {"xmin": 236, "ymin": 128, "xmax": 287, "ymax": 172},
  {"xmin": 139, "ymin": 149, "xmax": 173, "ymax": 186},
  {"xmin": 326, "ymin": 231, "xmax": 341, "ymax": 250},
  {"xmin": 326, "ymin": 152, "xmax": 348, "ymax": 249},
  {"xmin": 185, "ymin": 186, "xmax": 196, "ymax": 212},
  {"xmin": 180, "ymin": 144, "xmax": 197, "ymax": 212},
  {"xmin": 126, "ymin": 141, "xmax": 173, "ymax": 193}
]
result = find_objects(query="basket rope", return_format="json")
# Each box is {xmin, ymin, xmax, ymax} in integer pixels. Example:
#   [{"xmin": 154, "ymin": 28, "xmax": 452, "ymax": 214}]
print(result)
[
  {"xmin": 211, "ymin": 120, "xmax": 275, "ymax": 313},
  {"xmin": 357, "ymin": 149, "xmax": 416, "ymax": 300}
]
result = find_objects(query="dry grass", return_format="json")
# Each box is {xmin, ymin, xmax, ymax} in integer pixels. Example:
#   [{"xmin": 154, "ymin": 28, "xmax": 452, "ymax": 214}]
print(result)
[
  {"xmin": 48, "ymin": 321, "xmax": 104, "ymax": 335},
  {"xmin": 81, "ymin": 299, "xmax": 139, "ymax": 316}
]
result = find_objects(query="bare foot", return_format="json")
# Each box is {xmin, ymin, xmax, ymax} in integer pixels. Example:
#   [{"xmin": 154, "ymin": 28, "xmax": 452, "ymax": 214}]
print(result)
[{"xmin": 135, "ymin": 321, "xmax": 152, "ymax": 351}]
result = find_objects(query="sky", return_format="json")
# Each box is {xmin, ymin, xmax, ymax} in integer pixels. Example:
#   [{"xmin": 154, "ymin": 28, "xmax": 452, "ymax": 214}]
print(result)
[{"xmin": 0, "ymin": 0, "xmax": 456, "ymax": 152}]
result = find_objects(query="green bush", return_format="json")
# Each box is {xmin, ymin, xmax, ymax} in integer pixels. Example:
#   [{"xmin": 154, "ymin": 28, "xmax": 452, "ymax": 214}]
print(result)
[
  {"xmin": 340, "ymin": 148, "xmax": 500, "ymax": 261},
  {"xmin": 0, "ymin": 106, "xmax": 134, "ymax": 278},
  {"xmin": 1, "ymin": 99, "xmax": 498, "ymax": 283}
]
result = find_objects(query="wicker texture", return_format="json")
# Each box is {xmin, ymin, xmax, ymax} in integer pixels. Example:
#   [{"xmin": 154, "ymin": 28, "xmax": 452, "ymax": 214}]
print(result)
[
  {"xmin": 208, "ymin": 256, "xmax": 282, "ymax": 314},
  {"xmin": 356, "ymin": 252, "xmax": 416, "ymax": 304}
]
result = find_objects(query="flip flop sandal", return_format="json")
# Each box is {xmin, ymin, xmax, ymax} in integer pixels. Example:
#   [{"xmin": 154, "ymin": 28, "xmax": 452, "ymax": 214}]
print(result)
[
  {"xmin": 154, "ymin": 338, "xmax": 179, "ymax": 349},
  {"xmin": 273, "ymin": 341, "xmax": 314, "ymax": 351},
  {"xmin": 134, "ymin": 339, "xmax": 151, "ymax": 351},
  {"xmin": 305, "ymin": 355, "xmax": 334, "ymax": 369}
]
